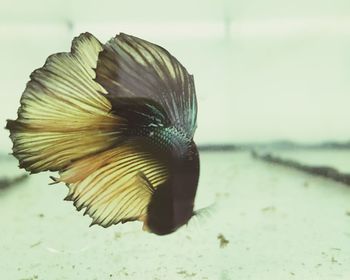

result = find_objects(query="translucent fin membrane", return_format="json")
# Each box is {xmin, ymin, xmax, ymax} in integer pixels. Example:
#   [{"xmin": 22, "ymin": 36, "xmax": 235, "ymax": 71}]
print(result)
[{"xmin": 6, "ymin": 33, "xmax": 125, "ymax": 173}]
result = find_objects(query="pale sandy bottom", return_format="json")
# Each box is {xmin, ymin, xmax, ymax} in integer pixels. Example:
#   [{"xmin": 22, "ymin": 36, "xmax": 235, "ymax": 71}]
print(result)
[{"xmin": 0, "ymin": 150, "xmax": 349, "ymax": 280}]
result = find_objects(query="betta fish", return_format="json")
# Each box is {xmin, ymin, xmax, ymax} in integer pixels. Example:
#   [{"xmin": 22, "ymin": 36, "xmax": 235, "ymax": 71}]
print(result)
[{"xmin": 6, "ymin": 33, "xmax": 199, "ymax": 235}]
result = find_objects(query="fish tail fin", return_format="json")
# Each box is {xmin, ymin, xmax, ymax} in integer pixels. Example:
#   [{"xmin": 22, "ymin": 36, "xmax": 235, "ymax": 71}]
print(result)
[{"xmin": 6, "ymin": 33, "xmax": 125, "ymax": 173}]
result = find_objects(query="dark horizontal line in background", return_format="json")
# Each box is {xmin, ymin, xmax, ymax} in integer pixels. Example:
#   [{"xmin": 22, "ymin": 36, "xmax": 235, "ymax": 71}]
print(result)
[
  {"xmin": 198, "ymin": 144, "xmax": 239, "ymax": 152},
  {"xmin": 252, "ymin": 150, "xmax": 350, "ymax": 187},
  {"xmin": 199, "ymin": 141, "xmax": 350, "ymax": 187},
  {"xmin": 1, "ymin": 140, "xmax": 350, "ymax": 189},
  {"xmin": 1, "ymin": 140, "xmax": 350, "ymax": 158},
  {"xmin": 0, "ymin": 174, "xmax": 28, "ymax": 191},
  {"xmin": 198, "ymin": 140, "xmax": 350, "ymax": 152}
]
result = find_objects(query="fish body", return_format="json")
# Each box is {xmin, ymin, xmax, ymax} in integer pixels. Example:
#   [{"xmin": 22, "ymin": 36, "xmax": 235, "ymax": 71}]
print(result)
[
  {"xmin": 6, "ymin": 33, "xmax": 199, "ymax": 235},
  {"xmin": 147, "ymin": 141, "xmax": 199, "ymax": 235}
]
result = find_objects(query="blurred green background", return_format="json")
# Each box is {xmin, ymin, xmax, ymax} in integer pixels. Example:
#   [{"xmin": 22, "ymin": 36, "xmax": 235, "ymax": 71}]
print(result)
[{"xmin": 1, "ymin": 0, "xmax": 350, "ymax": 152}]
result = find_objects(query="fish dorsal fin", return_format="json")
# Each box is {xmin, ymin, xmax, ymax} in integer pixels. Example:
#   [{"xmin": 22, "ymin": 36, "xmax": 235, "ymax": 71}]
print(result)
[{"xmin": 95, "ymin": 33, "xmax": 198, "ymax": 138}]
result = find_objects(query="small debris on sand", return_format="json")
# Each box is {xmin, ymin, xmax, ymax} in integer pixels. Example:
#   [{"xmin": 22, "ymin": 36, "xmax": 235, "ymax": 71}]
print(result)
[
  {"xmin": 114, "ymin": 232, "xmax": 122, "ymax": 240},
  {"xmin": 30, "ymin": 241, "xmax": 42, "ymax": 248},
  {"xmin": 331, "ymin": 248, "xmax": 341, "ymax": 251},
  {"xmin": 177, "ymin": 270, "xmax": 196, "ymax": 278},
  {"xmin": 19, "ymin": 276, "xmax": 38, "ymax": 280},
  {"xmin": 217, "ymin": 234, "xmax": 229, "ymax": 248},
  {"xmin": 261, "ymin": 206, "xmax": 276, "ymax": 213}
]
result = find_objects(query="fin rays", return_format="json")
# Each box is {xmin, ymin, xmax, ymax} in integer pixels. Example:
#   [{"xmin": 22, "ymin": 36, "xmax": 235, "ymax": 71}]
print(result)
[
  {"xmin": 7, "ymin": 33, "xmax": 125, "ymax": 173},
  {"xmin": 59, "ymin": 142, "xmax": 168, "ymax": 227},
  {"xmin": 95, "ymin": 33, "xmax": 197, "ymax": 138}
]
